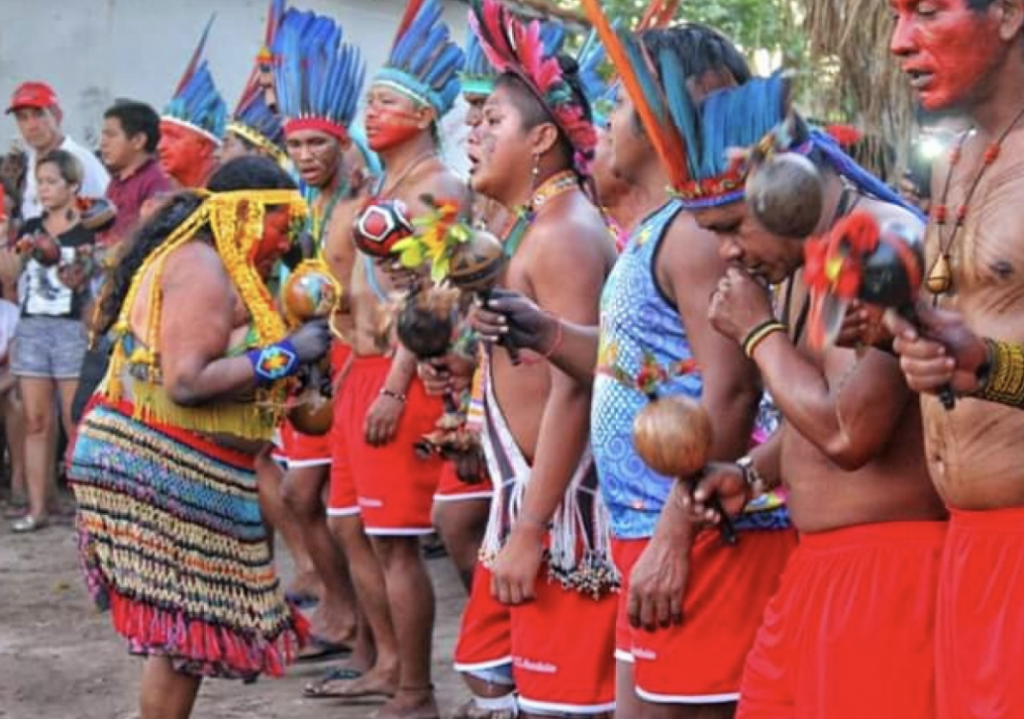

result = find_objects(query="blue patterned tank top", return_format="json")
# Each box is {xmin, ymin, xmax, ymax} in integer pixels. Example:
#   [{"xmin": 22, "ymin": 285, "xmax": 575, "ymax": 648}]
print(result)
[{"xmin": 591, "ymin": 201, "xmax": 788, "ymax": 539}]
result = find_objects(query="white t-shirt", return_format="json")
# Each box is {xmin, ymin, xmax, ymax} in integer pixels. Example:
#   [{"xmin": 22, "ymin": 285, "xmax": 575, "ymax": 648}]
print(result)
[
  {"xmin": 0, "ymin": 298, "xmax": 19, "ymax": 364},
  {"xmin": 21, "ymin": 135, "xmax": 110, "ymax": 220}
]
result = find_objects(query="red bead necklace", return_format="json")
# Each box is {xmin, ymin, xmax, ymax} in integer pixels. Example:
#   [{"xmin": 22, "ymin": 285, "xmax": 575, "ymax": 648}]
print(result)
[{"xmin": 928, "ymin": 104, "xmax": 1024, "ymax": 298}]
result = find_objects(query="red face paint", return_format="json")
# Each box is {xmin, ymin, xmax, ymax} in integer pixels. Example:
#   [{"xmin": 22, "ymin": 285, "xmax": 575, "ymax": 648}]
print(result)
[
  {"xmin": 364, "ymin": 107, "xmax": 423, "ymax": 152},
  {"xmin": 890, "ymin": 0, "xmax": 1003, "ymax": 110}
]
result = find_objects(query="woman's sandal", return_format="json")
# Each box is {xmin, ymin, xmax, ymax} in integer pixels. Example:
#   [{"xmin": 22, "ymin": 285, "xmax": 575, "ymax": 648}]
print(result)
[{"xmin": 11, "ymin": 514, "xmax": 48, "ymax": 533}]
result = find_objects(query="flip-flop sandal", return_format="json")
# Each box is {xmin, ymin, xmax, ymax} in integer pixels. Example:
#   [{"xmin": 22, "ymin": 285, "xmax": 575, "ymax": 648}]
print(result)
[
  {"xmin": 296, "ymin": 635, "xmax": 353, "ymax": 663},
  {"xmin": 302, "ymin": 666, "xmax": 364, "ymax": 698}
]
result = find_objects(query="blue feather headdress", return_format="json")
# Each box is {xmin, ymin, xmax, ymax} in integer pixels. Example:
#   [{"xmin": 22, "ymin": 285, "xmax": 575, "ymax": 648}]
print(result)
[
  {"xmin": 675, "ymin": 72, "xmax": 920, "ymax": 219},
  {"xmin": 163, "ymin": 16, "xmax": 228, "ymax": 145},
  {"xmin": 576, "ymin": 29, "xmax": 615, "ymax": 128},
  {"xmin": 460, "ymin": 33, "xmax": 497, "ymax": 98},
  {"xmin": 374, "ymin": 0, "xmax": 465, "ymax": 117},
  {"xmin": 461, "ymin": 19, "xmax": 566, "ymax": 99},
  {"xmin": 229, "ymin": 0, "xmax": 287, "ymax": 165},
  {"xmin": 275, "ymin": 7, "xmax": 365, "ymax": 141}
]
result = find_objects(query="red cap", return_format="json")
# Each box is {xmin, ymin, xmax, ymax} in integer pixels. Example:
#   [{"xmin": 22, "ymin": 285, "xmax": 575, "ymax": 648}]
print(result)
[{"xmin": 6, "ymin": 82, "xmax": 59, "ymax": 114}]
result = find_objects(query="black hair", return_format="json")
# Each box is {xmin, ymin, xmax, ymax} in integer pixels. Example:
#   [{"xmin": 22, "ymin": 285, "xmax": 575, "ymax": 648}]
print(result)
[
  {"xmin": 967, "ymin": 0, "xmax": 997, "ymax": 9},
  {"xmin": 104, "ymin": 100, "xmax": 162, "ymax": 154},
  {"xmin": 630, "ymin": 24, "xmax": 751, "ymax": 133},
  {"xmin": 94, "ymin": 156, "xmax": 297, "ymax": 336},
  {"xmin": 494, "ymin": 53, "xmax": 594, "ymax": 173},
  {"xmin": 207, "ymin": 154, "xmax": 296, "ymax": 193},
  {"xmin": 640, "ymin": 24, "xmax": 751, "ymax": 86}
]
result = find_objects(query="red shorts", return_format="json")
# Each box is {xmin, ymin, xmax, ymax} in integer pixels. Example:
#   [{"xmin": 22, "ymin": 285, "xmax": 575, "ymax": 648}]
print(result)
[
  {"xmin": 738, "ymin": 521, "xmax": 944, "ymax": 719},
  {"xmin": 277, "ymin": 421, "xmax": 331, "ymax": 468},
  {"xmin": 614, "ymin": 528, "xmax": 796, "ymax": 704},
  {"xmin": 937, "ymin": 506, "xmax": 1024, "ymax": 719},
  {"xmin": 327, "ymin": 355, "xmax": 443, "ymax": 534},
  {"xmin": 433, "ymin": 461, "xmax": 493, "ymax": 503},
  {"xmin": 455, "ymin": 562, "xmax": 617, "ymax": 714},
  {"xmin": 454, "ymin": 562, "xmax": 512, "ymax": 673}
]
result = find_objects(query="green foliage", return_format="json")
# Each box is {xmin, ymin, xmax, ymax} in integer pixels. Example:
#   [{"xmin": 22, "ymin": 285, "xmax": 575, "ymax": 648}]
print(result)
[{"xmin": 561, "ymin": 0, "xmax": 805, "ymax": 62}]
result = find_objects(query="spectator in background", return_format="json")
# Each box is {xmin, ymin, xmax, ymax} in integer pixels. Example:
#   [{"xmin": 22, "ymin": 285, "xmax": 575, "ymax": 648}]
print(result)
[
  {"xmin": 98, "ymin": 101, "xmax": 171, "ymax": 248},
  {"xmin": 0, "ymin": 144, "xmax": 28, "ymax": 215},
  {"xmin": 6, "ymin": 82, "xmax": 110, "ymax": 220},
  {"xmin": 3, "ymin": 150, "xmax": 97, "ymax": 532}
]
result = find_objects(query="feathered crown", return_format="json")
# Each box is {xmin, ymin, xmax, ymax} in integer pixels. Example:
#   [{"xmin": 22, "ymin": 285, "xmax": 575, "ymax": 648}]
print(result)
[
  {"xmin": 576, "ymin": 0, "xmax": 679, "ymax": 131},
  {"xmin": 375, "ymin": 0, "xmax": 465, "ymax": 117},
  {"xmin": 675, "ymin": 72, "xmax": 919, "ymax": 216},
  {"xmin": 672, "ymin": 72, "xmax": 791, "ymax": 208},
  {"xmin": 276, "ymin": 8, "xmax": 365, "ymax": 141},
  {"xmin": 163, "ymin": 16, "xmax": 228, "ymax": 145},
  {"xmin": 470, "ymin": 0, "xmax": 597, "ymax": 176},
  {"xmin": 461, "ymin": 21, "xmax": 566, "ymax": 99},
  {"xmin": 229, "ymin": 0, "xmax": 287, "ymax": 165}
]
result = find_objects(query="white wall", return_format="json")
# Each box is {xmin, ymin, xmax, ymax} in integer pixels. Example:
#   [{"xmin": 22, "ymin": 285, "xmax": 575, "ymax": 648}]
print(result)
[{"xmin": 0, "ymin": 0, "xmax": 470, "ymax": 163}]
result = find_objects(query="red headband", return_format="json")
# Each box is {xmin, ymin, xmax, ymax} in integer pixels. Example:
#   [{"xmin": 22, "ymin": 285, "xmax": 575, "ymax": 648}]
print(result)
[{"xmin": 283, "ymin": 117, "xmax": 349, "ymax": 142}]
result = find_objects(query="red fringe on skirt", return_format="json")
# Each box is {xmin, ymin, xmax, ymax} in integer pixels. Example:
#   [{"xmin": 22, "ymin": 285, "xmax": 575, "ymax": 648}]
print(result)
[{"xmin": 108, "ymin": 591, "xmax": 309, "ymax": 680}]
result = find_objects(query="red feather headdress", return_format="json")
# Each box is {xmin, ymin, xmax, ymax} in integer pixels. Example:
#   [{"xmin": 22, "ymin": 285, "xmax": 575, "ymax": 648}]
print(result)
[{"xmin": 469, "ymin": 0, "xmax": 597, "ymax": 177}]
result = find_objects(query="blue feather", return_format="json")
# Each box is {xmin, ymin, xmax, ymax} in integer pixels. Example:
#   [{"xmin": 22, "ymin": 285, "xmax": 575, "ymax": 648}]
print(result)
[
  {"xmin": 658, "ymin": 47, "xmax": 699, "ymax": 178},
  {"xmin": 274, "ymin": 8, "xmax": 364, "ymax": 130},
  {"xmin": 540, "ymin": 23, "xmax": 566, "ymax": 55},
  {"xmin": 379, "ymin": 0, "xmax": 464, "ymax": 116},
  {"xmin": 165, "ymin": 18, "xmax": 227, "ymax": 140}
]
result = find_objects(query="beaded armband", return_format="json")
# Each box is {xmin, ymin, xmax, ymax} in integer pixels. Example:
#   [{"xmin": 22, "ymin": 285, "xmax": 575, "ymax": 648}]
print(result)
[
  {"xmin": 973, "ymin": 338, "xmax": 1024, "ymax": 408},
  {"xmin": 246, "ymin": 339, "xmax": 300, "ymax": 386}
]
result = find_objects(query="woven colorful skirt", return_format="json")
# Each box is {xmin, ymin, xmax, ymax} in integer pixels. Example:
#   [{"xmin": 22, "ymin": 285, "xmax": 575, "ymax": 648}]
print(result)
[{"xmin": 68, "ymin": 400, "xmax": 307, "ymax": 680}]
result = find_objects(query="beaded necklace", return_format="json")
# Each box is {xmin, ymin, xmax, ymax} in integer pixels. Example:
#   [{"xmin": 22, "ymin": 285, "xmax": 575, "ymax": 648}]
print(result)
[
  {"xmin": 927, "ymin": 103, "xmax": 1024, "ymax": 299},
  {"xmin": 503, "ymin": 169, "xmax": 579, "ymax": 258}
]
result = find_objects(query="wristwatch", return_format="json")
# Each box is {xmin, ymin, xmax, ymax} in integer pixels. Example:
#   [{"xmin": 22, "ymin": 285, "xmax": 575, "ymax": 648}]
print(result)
[{"xmin": 736, "ymin": 455, "xmax": 766, "ymax": 495}]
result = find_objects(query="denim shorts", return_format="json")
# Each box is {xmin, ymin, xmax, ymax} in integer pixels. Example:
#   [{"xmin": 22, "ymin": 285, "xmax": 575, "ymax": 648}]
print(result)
[{"xmin": 11, "ymin": 315, "xmax": 88, "ymax": 380}]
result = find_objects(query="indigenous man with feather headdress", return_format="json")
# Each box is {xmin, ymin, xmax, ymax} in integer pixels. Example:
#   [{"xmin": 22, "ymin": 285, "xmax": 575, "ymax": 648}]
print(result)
[
  {"xmin": 313, "ymin": 2, "xmax": 469, "ymax": 716},
  {"xmin": 886, "ymin": 1, "xmax": 1024, "ymax": 716},
  {"xmin": 158, "ymin": 18, "xmax": 227, "ymax": 190},
  {"xmin": 473, "ymin": 16, "xmax": 795, "ymax": 718}
]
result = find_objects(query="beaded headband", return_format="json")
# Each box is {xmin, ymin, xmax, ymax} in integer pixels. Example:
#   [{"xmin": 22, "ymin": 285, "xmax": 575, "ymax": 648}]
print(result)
[
  {"xmin": 230, "ymin": 0, "xmax": 287, "ymax": 166},
  {"xmin": 375, "ymin": 0, "xmax": 465, "ymax": 117}
]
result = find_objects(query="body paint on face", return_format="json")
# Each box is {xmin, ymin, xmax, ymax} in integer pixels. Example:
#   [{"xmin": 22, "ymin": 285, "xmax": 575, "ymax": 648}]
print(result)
[
  {"xmin": 364, "ymin": 107, "xmax": 424, "ymax": 152},
  {"xmin": 890, "ymin": 0, "xmax": 1003, "ymax": 110}
]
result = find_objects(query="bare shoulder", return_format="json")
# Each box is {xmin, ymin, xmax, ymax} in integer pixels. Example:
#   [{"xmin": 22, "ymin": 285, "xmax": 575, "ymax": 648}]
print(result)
[
  {"xmin": 403, "ymin": 162, "xmax": 470, "ymax": 217},
  {"xmin": 162, "ymin": 242, "xmax": 229, "ymax": 293},
  {"xmin": 526, "ymin": 193, "xmax": 615, "ymax": 283},
  {"xmin": 663, "ymin": 208, "xmax": 721, "ymax": 261}
]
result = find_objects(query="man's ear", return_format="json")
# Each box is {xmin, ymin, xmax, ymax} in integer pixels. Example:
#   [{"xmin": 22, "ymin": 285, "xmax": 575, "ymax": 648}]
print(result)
[
  {"xmin": 129, "ymin": 132, "xmax": 148, "ymax": 154},
  {"xmin": 416, "ymin": 103, "xmax": 437, "ymax": 130},
  {"xmin": 998, "ymin": 0, "xmax": 1024, "ymax": 42}
]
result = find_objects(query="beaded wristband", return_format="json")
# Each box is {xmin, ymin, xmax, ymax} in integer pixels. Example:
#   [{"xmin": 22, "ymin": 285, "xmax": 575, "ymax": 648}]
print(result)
[
  {"xmin": 973, "ymin": 338, "xmax": 1024, "ymax": 408},
  {"xmin": 379, "ymin": 387, "xmax": 407, "ymax": 403},
  {"xmin": 245, "ymin": 339, "xmax": 300, "ymax": 386},
  {"xmin": 742, "ymin": 320, "xmax": 787, "ymax": 359}
]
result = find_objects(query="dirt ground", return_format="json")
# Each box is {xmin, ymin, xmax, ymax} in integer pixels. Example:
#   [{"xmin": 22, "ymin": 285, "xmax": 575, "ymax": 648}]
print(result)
[{"xmin": 0, "ymin": 494, "xmax": 472, "ymax": 719}]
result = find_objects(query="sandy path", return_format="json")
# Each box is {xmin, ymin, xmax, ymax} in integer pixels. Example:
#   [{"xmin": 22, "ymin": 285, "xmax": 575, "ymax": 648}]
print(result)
[{"xmin": 0, "ymin": 511, "xmax": 470, "ymax": 719}]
